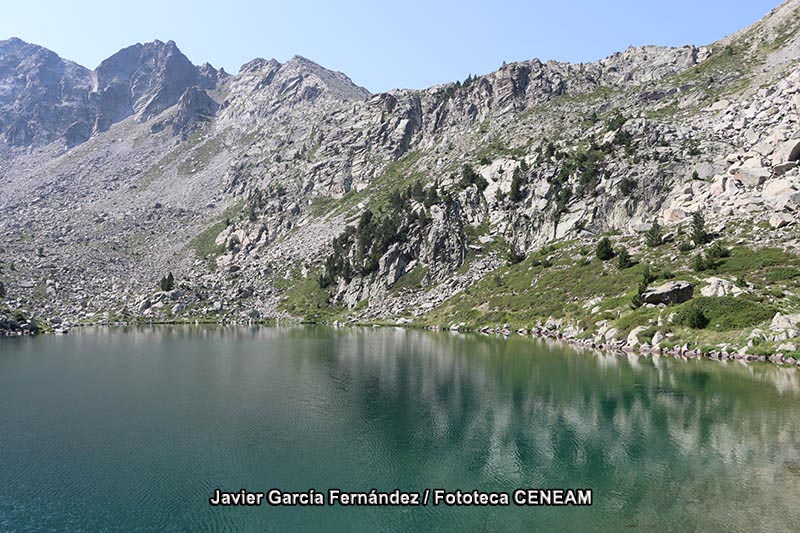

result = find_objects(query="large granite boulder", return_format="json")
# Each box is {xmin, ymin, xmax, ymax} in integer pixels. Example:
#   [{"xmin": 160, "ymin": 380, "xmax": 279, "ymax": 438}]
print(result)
[
  {"xmin": 700, "ymin": 277, "xmax": 744, "ymax": 297},
  {"xmin": 771, "ymin": 139, "xmax": 800, "ymax": 166},
  {"xmin": 642, "ymin": 281, "xmax": 694, "ymax": 305},
  {"xmin": 771, "ymin": 312, "xmax": 800, "ymax": 331}
]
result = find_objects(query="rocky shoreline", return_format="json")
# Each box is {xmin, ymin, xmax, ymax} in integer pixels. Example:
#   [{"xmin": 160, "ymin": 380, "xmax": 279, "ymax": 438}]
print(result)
[
  {"xmin": 434, "ymin": 323, "xmax": 800, "ymax": 369},
  {"xmin": 530, "ymin": 326, "xmax": 799, "ymax": 367},
  {"xmin": 5, "ymin": 311, "xmax": 800, "ymax": 370},
  {"xmin": 0, "ymin": 314, "xmax": 41, "ymax": 336}
]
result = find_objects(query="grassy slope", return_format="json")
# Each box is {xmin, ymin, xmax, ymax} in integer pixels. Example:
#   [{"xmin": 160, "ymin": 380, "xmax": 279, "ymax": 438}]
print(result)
[{"xmin": 422, "ymin": 232, "xmax": 800, "ymax": 353}]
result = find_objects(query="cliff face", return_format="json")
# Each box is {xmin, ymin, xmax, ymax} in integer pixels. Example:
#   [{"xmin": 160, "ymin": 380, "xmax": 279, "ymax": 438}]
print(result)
[
  {"xmin": 3, "ymin": 1, "xmax": 800, "ymax": 352},
  {"xmin": 0, "ymin": 38, "xmax": 93, "ymax": 147}
]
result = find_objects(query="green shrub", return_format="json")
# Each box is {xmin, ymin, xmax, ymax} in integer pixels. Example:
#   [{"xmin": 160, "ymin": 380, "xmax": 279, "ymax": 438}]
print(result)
[
  {"xmin": 458, "ymin": 165, "xmax": 488, "ymax": 191},
  {"xmin": 510, "ymin": 167, "xmax": 524, "ymax": 202},
  {"xmin": 692, "ymin": 253, "xmax": 716, "ymax": 272},
  {"xmin": 619, "ymin": 177, "xmax": 637, "ymax": 196},
  {"xmin": 645, "ymin": 220, "xmax": 663, "ymax": 248},
  {"xmin": 677, "ymin": 306, "xmax": 709, "ymax": 329},
  {"xmin": 159, "ymin": 272, "xmax": 175, "ymax": 292},
  {"xmin": 617, "ymin": 247, "xmax": 634, "ymax": 269},
  {"xmin": 706, "ymin": 242, "xmax": 731, "ymax": 260},
  {"xmin": 630, "ymin": 265, "xmax": 654, "ymax": 309},
  {"xmin": 507, "ymin": 249, "xmax": 525, "ymax": 265},
  {"xmin": 678, "ymin": 241, "xmax": 694, "ymax": 253},
  {"xmin": 596, "ymin": 237, "xmax": 614, "ymax": 261},
  {"xmin": 606, "ymin": 112, "xmax": 628, "ymax": 131},
  {"xmin": 641, "ymin": 264, "xmax": 656, "ymax": 284},
  {"xmin": 630, "ymin": 292, "xmax": 644, "ymax": 309}
]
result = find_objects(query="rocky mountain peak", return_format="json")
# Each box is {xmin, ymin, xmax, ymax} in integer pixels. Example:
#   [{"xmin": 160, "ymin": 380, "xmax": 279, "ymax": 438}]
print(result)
[
  {"xmin": 92, "ymin": 39, "xmax": 204, "ymax": 127},
  {"xmin": 0, "ymin": 38, "xmax": 227, "ymax": 148},
  {"xmin": 216, "ymin": 54, "xmax": 369, "ymax": 126},
  {"xmin": 0, "ymin": 37, "xmax": 93, "ymax": 147},
  {"xmin": 279, "ymin": 55, "xmax": 370, "ymax": 101},
  {"xmin": 238, "ymin": 57, "xmax": 281, "ymax": 74},
  {"xmin": 198, "ymin": 62, "xmax": 226, "ymax": 87}
]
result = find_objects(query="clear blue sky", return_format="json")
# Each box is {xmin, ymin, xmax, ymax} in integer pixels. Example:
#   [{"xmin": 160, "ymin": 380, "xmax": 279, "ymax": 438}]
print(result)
[{"xmin": 1, "ymin": 0, "xmax": 782, "ymax": 92}]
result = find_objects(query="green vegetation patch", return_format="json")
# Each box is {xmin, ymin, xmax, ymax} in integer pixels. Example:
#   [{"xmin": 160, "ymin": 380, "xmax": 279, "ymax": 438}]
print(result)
[
  {"xmin": 279, "ymin": 273, "xmax": 335, "ymax": 323},
  {"xmin": 474, "ymin": 136, "xmax": 528, "ymax": 164},
  {"xmin": 308, "ymin": 195, "xmax": 338, "ymax": 217},
  {"xmin": 671, "ymin": 43, "xmax": 762, "ymax": 96},
  {"xmin": 190, "ymin": 220, "xmax": 227, "ymax": 269},
  {"xmin": 706, "ymin": 247, "xmax": 800, "ymax": 289},
  {"xmin": 392, "ymin": 264, "xmax": 428, "ymax": 292},
  {"xmin": 673, "ymin": 296, "xmax": 776, "ymax": 331},
  {"xmin": 615, "ymin": 307, "xmax": 660, "ymax": 337},
  {"xmin": 425, "ymin": 252, "xmax": 648, "ymax": 329},
  {"xmin": 314, "ymin": 151, "xmax": 425, "ymax": 216},
  {"xmin": 765, "ymin": 267, "xmax": 800, "ymax": 283}
]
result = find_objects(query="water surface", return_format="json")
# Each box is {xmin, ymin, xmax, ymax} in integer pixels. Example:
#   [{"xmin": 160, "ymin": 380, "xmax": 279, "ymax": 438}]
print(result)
[{"xmin": 1, "ymin": 326, "xmax": 799, "ymax": 531}]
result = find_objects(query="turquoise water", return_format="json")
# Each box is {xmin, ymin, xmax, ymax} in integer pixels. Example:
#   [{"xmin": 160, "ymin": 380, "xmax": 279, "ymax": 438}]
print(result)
[{"xmin": 1, "ymin": 326, "xmax": 799, "ymax": 531}]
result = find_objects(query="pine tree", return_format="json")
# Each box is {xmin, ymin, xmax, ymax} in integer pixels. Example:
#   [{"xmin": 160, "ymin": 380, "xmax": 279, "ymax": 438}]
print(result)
[
  {"xmin": 645, "ymin": 220, "xmax": 663, "ymax": 248},
  {"xmin": 595, "ymin": 237, "xmax": 614, "ymax": 261},
  {"xmin": 691, "ymin": 211, "xmax": 710, "ymax": 245},
  {"xmin": 630, "ymin": 266, "xmax": 653, "ymax": 309},
  {"xmin": 630, "ymin": 290, "xmax": 643, "ymax": 309},
  {"xmin": 160, "ymin": 272, "xmax": 175, "ymax": 292},
  {"xmin": 510, "ymin": 167, "xmax": 523, "ymax": 202},
  {"xmin": 617, "ymin": 247, "xmax": 633, "ymax": 269}
]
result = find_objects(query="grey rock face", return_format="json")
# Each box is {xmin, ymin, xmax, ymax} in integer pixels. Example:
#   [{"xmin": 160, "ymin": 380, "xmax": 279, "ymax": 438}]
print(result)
[
  {"xmin": 0, "ymin": 37, "xmax": 93, "ymax": 146},
  {"xmin": 93, "ymin": 40, "xmax": 220, "ymax": 129},
  {"xmin": 0, "ymin": 38, "xmax": 225, "ymax": 149},
  {"xmin": 171, "ymin": 86, "xmax": 220, "ymax": 137}
]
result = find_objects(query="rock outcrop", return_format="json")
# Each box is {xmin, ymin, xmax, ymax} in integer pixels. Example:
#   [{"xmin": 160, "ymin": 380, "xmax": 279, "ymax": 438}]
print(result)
[{"xmin": 642, "ymin": 282, "xmax": 694, "ymax": 305}]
